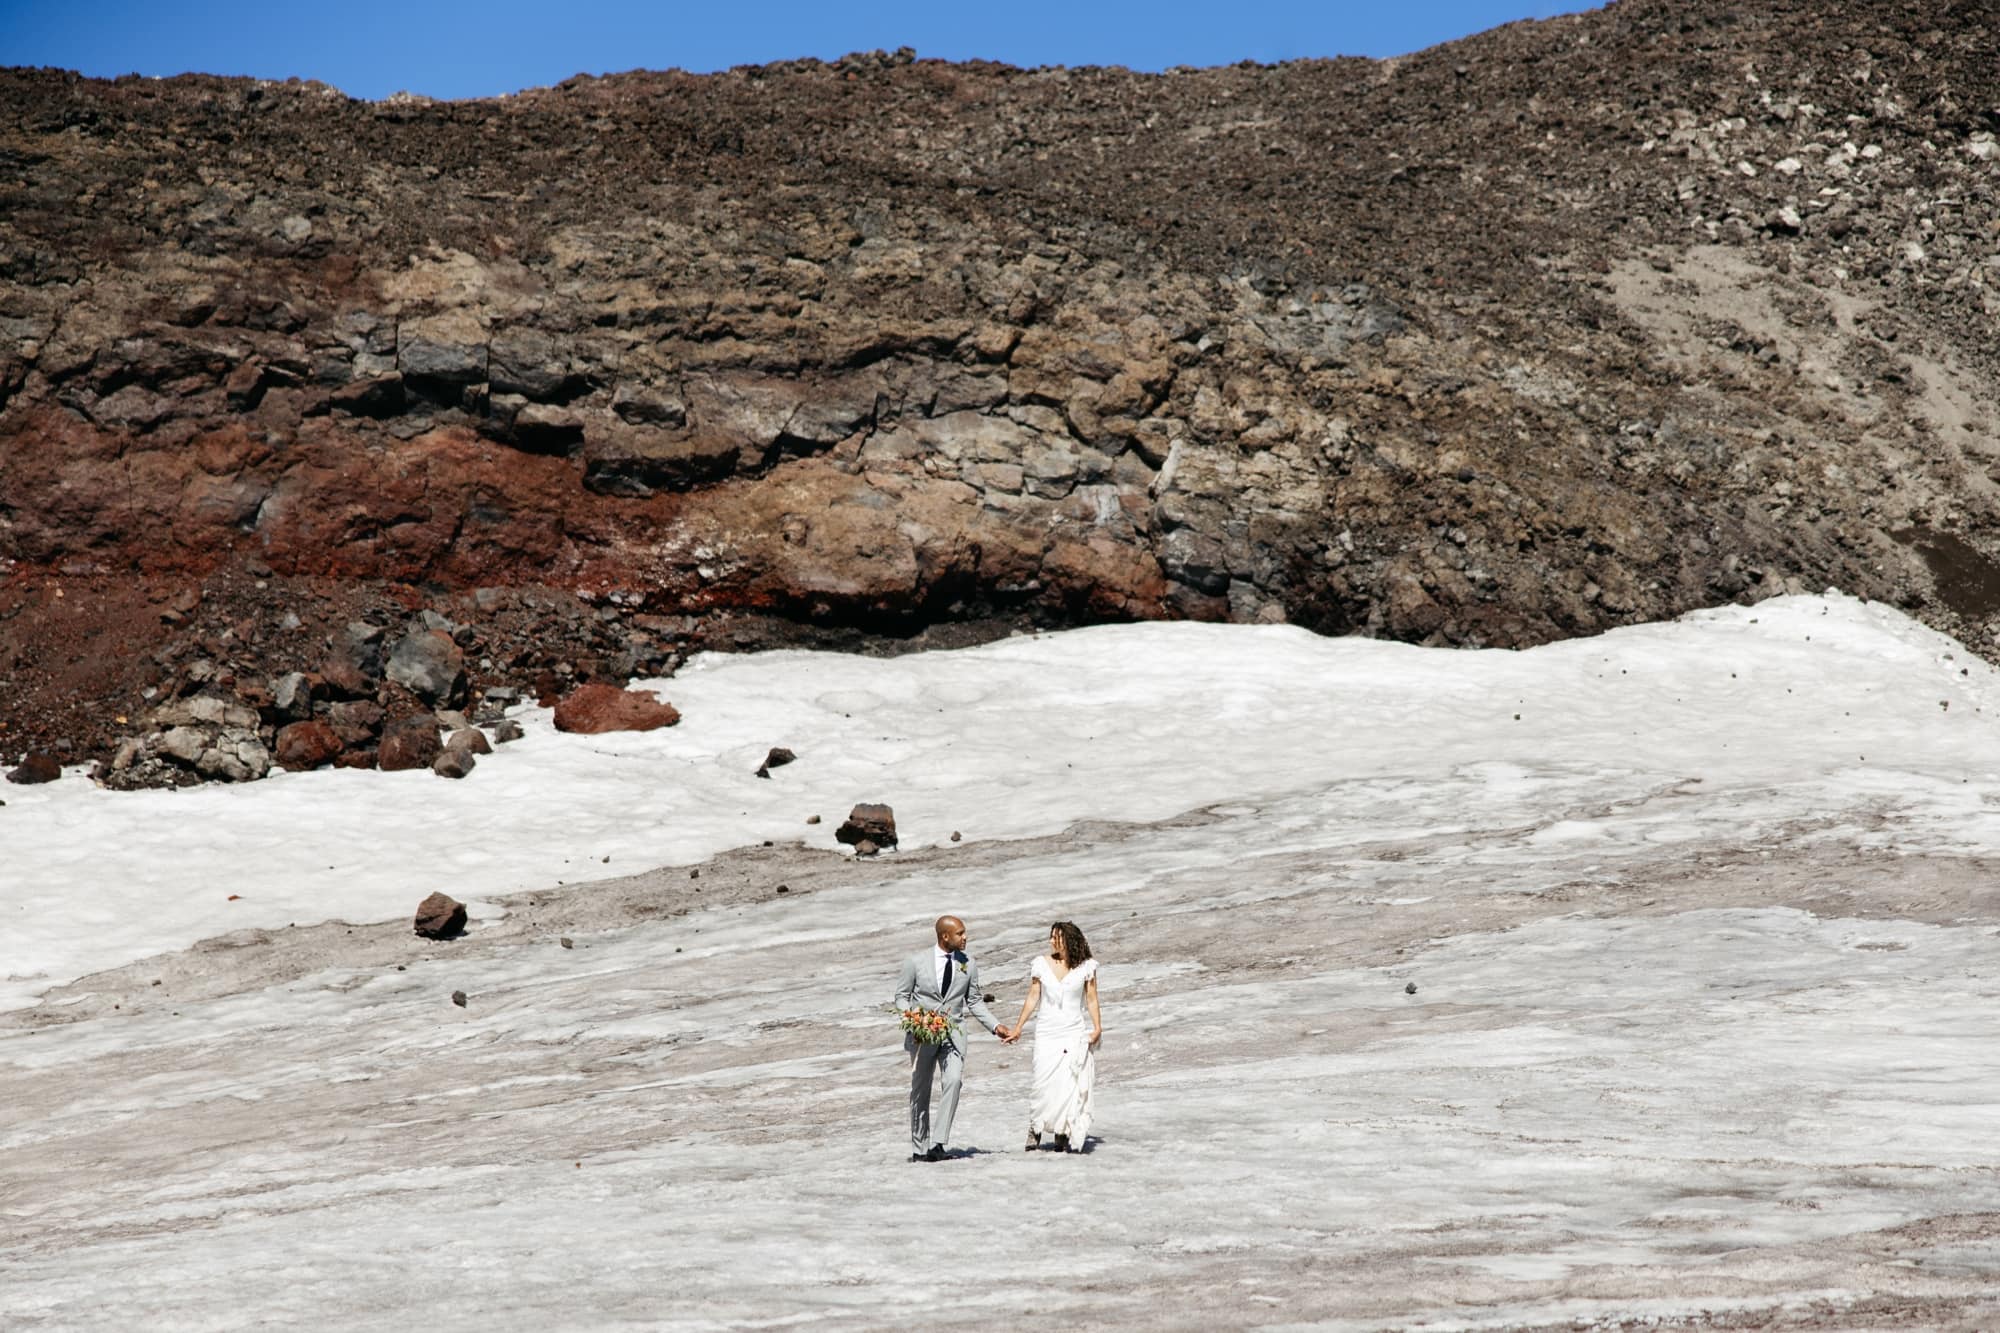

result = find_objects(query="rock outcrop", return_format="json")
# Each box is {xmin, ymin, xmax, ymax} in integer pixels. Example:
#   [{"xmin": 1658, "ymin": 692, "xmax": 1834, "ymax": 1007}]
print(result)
[{"xmin": 2, "ymin": 0, "xmax": 1998, "ymax": 772}]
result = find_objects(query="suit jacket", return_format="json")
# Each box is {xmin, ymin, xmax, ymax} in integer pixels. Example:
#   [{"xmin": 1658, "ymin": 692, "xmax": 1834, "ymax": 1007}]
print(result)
[{"xmin": 893, "ymin": 948, "xmax": 1001, "ymax": 1050}]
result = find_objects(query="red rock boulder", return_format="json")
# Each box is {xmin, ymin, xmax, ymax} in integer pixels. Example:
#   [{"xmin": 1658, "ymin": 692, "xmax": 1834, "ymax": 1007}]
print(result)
[
  {"xmin": 413, "ymin": 891, "xmax": 467, "ymax": 939},
  {"xmin": 378, "ymin": 716, "xmax": 443, "ymax": 771},
  {"xmin": 273, "ymin": 720, "xmax": 344, "ymax": 771},
  {"xmin": 836, "ymin": 803, "xmax": 898, "ymax": 850},
  {"xmin": 553, "ymin": 684, "xmax": 681, "ymax": 735}
]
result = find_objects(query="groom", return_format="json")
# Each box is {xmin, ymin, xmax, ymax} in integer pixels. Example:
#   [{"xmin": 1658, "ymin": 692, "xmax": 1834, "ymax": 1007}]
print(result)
[{"xmin": 894, "ymin": 915, "xmax": 1012, "ymax": 1162}]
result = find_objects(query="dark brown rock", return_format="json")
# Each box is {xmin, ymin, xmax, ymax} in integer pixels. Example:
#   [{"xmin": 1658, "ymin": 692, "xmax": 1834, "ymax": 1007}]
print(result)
[
  {"xmin": 836, "ymin": 803, "xmax": 897, "ymax": 849},
  {"xmin": 6, "ymin": 752, "xmax": 61, "ymax": 784},
  {"xmin": 431, "ymin": 747, "xmax": 477, "ymax": 779},
  {"xmin": 273, "ymin": 719, "xmax": 343, "ymax": 771},
  {"xmin": 414, "ymin": 891, "xmax": 467, "ymax": 939},
  {"xmin": 756, "ymin": 746, "xmax": 797, "ymax": 778},
  {"xmin": 378, "ymin": 716, "xmax": 442, "ymax": 771},
  {"xmin": 334, "ymin": 749, "xmax": 379, "ymax": 770},
  {"xmin": 325, "ymin": 699, "xmax": 386, "ymax": 747},
  {"xmin": 552, "ymin": 683, "xmax": 681, "ymax": 735}
]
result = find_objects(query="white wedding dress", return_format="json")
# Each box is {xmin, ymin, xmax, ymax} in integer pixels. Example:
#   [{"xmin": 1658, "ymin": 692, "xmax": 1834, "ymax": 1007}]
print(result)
[{"xmin": 1027, "ymin": 955, "xmax": 1097, "ymax": 1144}]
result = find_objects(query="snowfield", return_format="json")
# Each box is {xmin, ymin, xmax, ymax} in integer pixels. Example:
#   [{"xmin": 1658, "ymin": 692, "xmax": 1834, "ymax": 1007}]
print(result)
[{"xmin": 5, "ymin": 593, "xmax": 2000, "ymax": 1329}]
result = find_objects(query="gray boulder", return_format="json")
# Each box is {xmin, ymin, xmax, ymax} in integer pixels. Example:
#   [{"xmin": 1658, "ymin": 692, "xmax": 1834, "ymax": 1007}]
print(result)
[
  {"xmin": 379, "ymin": 716, "xmax": 442, "ymax": 771},
  {"xmin": 432, "ymin": 747, "xmax": 477, "ymax": 779},
  {"xmin": 158, "ymin": 727, "xmax": 209, "ymax": 766},
  {"xmin": 490, "ymin": 328, "xmax": 581, "ymax": 400},
  {"xmin": 836, "ymin": 803, "xmax": 898, "ymax": 850},
  {"xmin": 385, "ymin": 629, "xmax": 466, "ymax": 706}
]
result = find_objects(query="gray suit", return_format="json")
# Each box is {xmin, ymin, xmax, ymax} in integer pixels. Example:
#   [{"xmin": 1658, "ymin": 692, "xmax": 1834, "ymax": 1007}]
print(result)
[{"xmin": 894, "ymin": 948, "xmax": 1002, "ymax": 1154}]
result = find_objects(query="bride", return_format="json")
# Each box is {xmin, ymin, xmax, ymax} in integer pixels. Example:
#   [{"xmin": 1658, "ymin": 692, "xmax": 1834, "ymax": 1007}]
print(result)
[{"xmin": 1003, "ymin": 920, "xmax": 1102, "ymax": 1152}]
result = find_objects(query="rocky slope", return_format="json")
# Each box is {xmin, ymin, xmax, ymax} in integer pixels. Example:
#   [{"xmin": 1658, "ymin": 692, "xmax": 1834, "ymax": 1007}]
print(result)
[{"xmin": 1, "ymin": 0, "xmax": 1997, "ymax": 775}]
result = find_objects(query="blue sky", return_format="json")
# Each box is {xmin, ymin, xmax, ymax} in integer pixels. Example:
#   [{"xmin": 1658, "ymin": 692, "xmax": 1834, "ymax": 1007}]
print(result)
[{"xmin": 1, "ymin": 1, "xmax": 1595, "ymax": 100}]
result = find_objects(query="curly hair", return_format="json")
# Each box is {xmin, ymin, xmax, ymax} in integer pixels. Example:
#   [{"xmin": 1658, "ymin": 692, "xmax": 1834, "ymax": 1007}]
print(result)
[{"xmin": 1050, "ymin": 920, "xmax": 1093, "ymax": 966}]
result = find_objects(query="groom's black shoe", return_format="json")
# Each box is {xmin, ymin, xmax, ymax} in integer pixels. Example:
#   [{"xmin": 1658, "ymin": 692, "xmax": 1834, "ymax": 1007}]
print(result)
[{"xmin": 925, "ymin": 1144, "xmax": 948, "ymax": 1162}]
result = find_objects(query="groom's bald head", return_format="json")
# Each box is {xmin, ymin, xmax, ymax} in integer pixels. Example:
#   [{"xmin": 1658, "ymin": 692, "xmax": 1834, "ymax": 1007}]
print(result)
[{"xmin": 934, "ymin": 916, "xmax": 967, "ymax": 950}]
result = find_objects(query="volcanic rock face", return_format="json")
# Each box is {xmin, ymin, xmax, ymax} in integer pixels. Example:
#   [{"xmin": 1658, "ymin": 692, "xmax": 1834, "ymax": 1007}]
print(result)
[{"xmin": 1, "ymin": 0, "xmax": 1998, "ymax": 768}]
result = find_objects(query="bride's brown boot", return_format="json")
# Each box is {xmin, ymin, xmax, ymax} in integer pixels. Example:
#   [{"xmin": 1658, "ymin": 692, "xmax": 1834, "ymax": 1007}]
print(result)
[
  {"xmin": 1052, "ymin": 1133, "xmax": 1070, "ymax": 1152},
  {"xmin": 1025, "ymin": 1131, "xmax": 1041, "ymax": 1151}
]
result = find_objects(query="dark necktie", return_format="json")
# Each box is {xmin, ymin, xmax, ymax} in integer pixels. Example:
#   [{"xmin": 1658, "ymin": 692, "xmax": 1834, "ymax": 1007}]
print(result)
[{"xmin": 941, "ymin": 955, "xmax": 954, "ymax": 995}]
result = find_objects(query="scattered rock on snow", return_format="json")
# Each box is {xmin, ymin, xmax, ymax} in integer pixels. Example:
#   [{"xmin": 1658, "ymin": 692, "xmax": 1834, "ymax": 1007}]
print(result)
[
  {"xmin": 552, "ymin": 682, "xmax": 680, "ymax": 734},
  {"xmin": 6, "ymin": 752, "xmax": 61, "ymax": 784},
  {"xmin": 432, "ymin": 747, "xmax": 477, "ymax": 779},
  {"xmin": 414, "ymin": 891, "xmax": 468, "ymax": 939},
  {"xmin": 756, "ymin": 746, "xmax": 798, "ymax": 778},
  {"xmin": 836, "ymin": 802, "xmax": 897, "ymax": 850},
  {"xmin": 491, "ymin": 719, "xmax": 525, "ymax": 744},
  {"xmin": 450, "ymin": 989, "xmax": 468, "ymax": 1008}
]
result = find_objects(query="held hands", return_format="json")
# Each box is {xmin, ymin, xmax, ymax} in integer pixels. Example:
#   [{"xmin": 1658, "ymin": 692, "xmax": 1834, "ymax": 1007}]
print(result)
[{"xmin": 998, "ymin": 1024, "xmax": 1019, "ymax": 1044}]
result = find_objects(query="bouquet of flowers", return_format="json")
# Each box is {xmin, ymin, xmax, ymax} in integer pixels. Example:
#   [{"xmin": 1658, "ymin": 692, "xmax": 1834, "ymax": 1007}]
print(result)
[{"xmin": 891, "ymin": 1005, "xmax": 957, "ymax": 1046}]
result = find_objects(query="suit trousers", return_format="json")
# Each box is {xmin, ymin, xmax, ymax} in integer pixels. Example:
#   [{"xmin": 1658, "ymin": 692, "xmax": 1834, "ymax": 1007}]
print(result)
[{"xmin": 909, "ymin": 1040, "xmax": 965, "ymax": 1153}]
